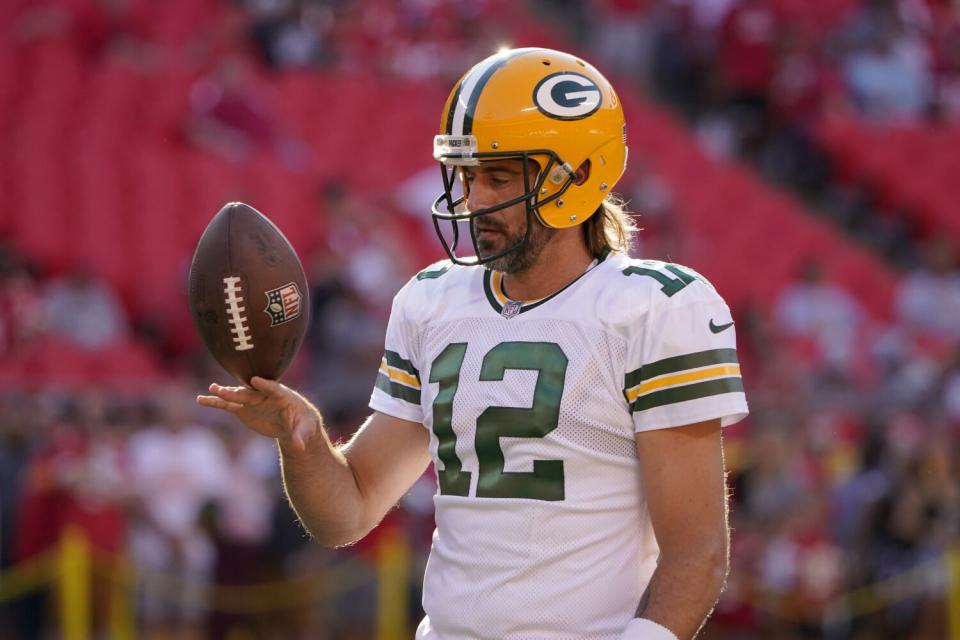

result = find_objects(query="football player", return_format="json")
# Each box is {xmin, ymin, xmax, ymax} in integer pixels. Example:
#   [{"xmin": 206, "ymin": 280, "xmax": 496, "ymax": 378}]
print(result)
[{"xmin": 199, "ymin": 47, "xmax": 748, "ymax": 639}]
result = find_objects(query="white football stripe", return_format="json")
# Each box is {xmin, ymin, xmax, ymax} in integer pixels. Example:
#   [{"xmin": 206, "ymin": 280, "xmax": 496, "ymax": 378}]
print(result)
[{"xmin": 223, "ymin": 276, "xmax": 254, "ymax": 351}]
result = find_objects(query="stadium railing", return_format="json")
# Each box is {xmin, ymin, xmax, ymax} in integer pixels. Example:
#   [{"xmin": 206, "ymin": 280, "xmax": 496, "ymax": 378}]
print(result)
[{"xmin": 0, "ymin": 525, "xmax": 411, "ymax": 639}]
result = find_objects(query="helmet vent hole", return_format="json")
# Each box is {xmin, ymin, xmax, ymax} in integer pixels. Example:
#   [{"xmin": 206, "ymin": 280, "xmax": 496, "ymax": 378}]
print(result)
[
  {"xmin": 576, "ymin": 59, "xmax": 586, "ymax": 67},
  {"xmin": 541, "ymin": 59, "xmax": 551, "ymax": 66}
]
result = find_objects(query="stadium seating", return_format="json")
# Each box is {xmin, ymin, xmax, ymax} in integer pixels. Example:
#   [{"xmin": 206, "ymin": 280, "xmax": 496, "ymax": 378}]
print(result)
[
  {"xmin": 0, "ymin": 1, "xmax": 903, "ymax": 390},
  {"xmin": 619, "ymin": 94, "xmax": 897, "ymax": 320},
  {"xmin": 817, "ymin": 117, "xmax": 960, "ymax": 241}
]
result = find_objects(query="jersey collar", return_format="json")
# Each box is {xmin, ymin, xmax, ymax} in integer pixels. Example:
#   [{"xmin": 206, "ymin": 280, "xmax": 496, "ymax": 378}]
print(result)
[{"xmin": 481, "ymin": 248, "xmax": 610, "ymax": 317}]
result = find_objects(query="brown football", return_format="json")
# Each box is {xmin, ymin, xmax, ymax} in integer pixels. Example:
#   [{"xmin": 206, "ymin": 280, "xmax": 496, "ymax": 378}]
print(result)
[{"xmin": 188, "ymin": 202, "xmax": 310, "ymax": 385}]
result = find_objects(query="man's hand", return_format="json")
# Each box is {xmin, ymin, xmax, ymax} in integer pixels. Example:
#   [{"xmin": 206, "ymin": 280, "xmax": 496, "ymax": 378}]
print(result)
[{"xmin": 196, "ymin": 376, "xmax": 320, "ymax": 453}]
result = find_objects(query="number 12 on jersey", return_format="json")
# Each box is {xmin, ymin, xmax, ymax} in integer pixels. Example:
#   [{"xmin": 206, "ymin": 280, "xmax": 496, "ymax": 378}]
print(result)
[{"xmin": 429, "ymin": 341, "xmax": 568, "ymax": 501}]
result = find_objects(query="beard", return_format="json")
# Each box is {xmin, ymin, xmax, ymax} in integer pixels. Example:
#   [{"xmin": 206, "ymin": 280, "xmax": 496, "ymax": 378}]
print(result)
[{"xmin": 474, "ymin": 213, "xmax": 556, "ymax": 274}]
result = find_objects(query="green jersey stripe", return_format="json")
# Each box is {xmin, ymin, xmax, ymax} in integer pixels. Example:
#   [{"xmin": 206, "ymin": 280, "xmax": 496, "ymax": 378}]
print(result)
[
  {"xmin": 416, "ymin": 264, "xmax": 451, "ymax": 280},
  {"xmin": 384, "ymin": 350, "xmax": 420, "ymax": 379},
  {"xmin": 375, "ymin": 372, "xmax": 422, "ymax": 404},
  {"xmin": 624, "ymin": 348, "xmax": 739, "ymax": 389},
  {"xmin": 630, "ymin": 377, "xmax": 744, "ymax": 413}
]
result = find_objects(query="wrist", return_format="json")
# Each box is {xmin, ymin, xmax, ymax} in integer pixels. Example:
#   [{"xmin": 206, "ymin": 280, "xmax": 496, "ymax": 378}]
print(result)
[
  {"xmin": 277, "ymin": 414, "xmax": 326, "ymax": 459},
  {"xmin": 619, "ymin": 618, "xmax": 680, "ymax": 640}
]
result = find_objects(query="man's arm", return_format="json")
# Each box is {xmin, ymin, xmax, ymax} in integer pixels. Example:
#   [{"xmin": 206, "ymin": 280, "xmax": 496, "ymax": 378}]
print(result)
[
  {"xmin": 198, "ymin": 378, "xmax": 431, "ymax": 547},
  {"xmin": 281, "ymin": 410, "xmax": 431, "ymax": 546},
  {"xmin": 630, "ymin": 419, "xmax": 729, "ymax": 640}
]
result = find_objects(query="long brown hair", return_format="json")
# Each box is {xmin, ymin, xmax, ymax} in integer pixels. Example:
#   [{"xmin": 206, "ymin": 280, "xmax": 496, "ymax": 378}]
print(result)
[{"xmin": 582, "ymin": 194, "xmax": 637, "ymax": 258}]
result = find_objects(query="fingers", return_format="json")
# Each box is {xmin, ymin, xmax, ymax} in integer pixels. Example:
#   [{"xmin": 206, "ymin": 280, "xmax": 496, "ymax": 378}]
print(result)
[
  {"xmin": 208, "ymin": 383, "xmax": 263, "ymax": 404},
  {"xmin": 250, "ymin": 376, "xmax": 282, "ymax": 396},
  {"xmin": 196, "ymin": 395, "xmax": 244, "ymax": 413}
]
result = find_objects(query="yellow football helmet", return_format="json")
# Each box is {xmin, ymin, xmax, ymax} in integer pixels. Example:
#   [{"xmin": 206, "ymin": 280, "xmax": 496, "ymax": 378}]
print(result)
[{"xmin": 432, "ymin": 47, "xmax": 628, "ymax": 265}]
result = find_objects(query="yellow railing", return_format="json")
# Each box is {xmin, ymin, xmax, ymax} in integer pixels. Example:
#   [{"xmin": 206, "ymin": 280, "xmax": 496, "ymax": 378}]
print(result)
[
  {"xmin": 949, "ymin": 545, "xmax": 960, "ymax": 640},
  {"xmin": 1, "ymin": 529, "xmax": 957, "ymax": 638},
  {"xmin": 1, "ymin": 525, "xmax": 411, "ymax": 639},
  {"xmin": 60, "ymin": 526, "xmax": 92, "ymax": 640}
]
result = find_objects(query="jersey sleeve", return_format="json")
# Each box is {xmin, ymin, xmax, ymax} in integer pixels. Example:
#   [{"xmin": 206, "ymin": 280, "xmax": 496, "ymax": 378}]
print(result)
[
  {"xmin": 368, "ymin": 281, "xmax": 425, "ymax": 423},
  {"xmin": 624, "ymin": 281, "xmax": 748, "ymax": 432}
]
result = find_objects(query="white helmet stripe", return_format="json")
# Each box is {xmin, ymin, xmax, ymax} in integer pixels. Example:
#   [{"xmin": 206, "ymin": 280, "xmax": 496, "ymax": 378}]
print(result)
[
  {"xmin": 450, "ymin": 53, "xmax": 506, "ymax": 136},
  {"xmin": 450, "ymin": 48, "xmax": 535, "ymax": 136}
]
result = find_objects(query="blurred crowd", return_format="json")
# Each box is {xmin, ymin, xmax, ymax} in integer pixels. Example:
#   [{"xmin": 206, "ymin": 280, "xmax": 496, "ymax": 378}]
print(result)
[
  {"xmin": 0, "ymin": 239, "xmax": 428, "ymax": 640},
  {"xmin": 2, "ymin": 0, "xmax": 960, "ymax": 639},
  {"xmin": 544, "ymin": 0, "xmax": 960, "ymax": 637},
  {"xmin": 549, "ymin": 0, "xmax": 960, "ymax": 265}
]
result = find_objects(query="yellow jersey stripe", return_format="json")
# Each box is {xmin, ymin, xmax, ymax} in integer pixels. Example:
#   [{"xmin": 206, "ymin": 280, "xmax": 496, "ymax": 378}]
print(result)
[
  {"xmin": 626, "ymin": 364, "xmax": 741, "ymax": 402},
  {"xmin": 378, "ymin": 361, "xmax": 422, "ymax": 389},
  {"xmin": 492, "ymin": 272, "xmax": 509, "ymax": 305},
  {"xmin": 492, "ymin": 271, "xmax": 548, "ymax": 307}
]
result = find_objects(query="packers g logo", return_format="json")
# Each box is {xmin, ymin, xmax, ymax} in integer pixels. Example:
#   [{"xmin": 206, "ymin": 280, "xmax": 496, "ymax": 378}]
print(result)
[{"xmin": 533, "ymin": 72, "xmax": 602, "ymax": 120}]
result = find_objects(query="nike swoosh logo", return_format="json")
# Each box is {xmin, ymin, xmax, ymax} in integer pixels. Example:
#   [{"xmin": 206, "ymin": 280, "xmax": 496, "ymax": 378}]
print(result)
[{"xmin": 709, "ymin": 319, "xmax": 735, "ymax": 334}]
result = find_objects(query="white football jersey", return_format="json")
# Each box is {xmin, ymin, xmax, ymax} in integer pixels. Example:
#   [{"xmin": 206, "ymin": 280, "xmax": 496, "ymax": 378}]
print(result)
[{"xmin": 369, "ymin": 251, "xmax": 748, "ymax": 639}]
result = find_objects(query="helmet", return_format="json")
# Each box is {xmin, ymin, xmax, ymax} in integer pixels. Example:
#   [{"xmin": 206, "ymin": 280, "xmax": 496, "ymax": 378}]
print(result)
[{"xmin": 432, "ymin": 47, "xmax": 627, "ymax": 266}]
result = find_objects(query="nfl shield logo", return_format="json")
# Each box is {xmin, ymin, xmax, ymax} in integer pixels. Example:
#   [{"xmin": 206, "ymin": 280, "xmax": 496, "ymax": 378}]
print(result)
[
  {"xmin": 264, "ymin": 283, "xmax": 302, "ymax": 326},
  {"xmin": 501, "ymin": 300, "xmax": 522, "ymax": 320}
]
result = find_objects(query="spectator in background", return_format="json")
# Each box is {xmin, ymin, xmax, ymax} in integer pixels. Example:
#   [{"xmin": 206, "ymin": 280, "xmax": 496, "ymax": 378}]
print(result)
[
  {"xmin": 0, "ymin": 248, "xmax": 46, "ymax": 356},
  {"xmin": 859, "ymin": 451, "xmax": 957, "ymax": 637},
  {"xmin": 43, "ymin": 265, "xmax": 128, "ymax": 351},
  {"xmin": 832, "ymin": 426, "xmax": 892, "ymax": 548},
  {"xmin": 11, "ymin": 399, "xmax": 80, "ymax": 639},
  {"xmin": 896, "ymin": 236, "xmax": 960, "ymax": 344},
  {"xmin": 650, "ymin": 2, "xmax": 708, "ymax": 119},
  {"xmin": 931, "ymin": 15, "xmax": 960, "ymax": 122},
  {"xmin": 617, "ymin": 161, "xmax": 677, "ymax": 261},
  {"xmin": 126, "ymin": 390, "xmax": 230, "ymax": 638},
  {"xmin": 757, "ymin": 493, "xmax": 845, "ymax": 637},
  {"xmin": 589, "ymin": 0, "xmax": 655, "ymax": 83},
  {"xmin": 773, "ymin": 259, "xmax": 866, "ymax": 377},
  {"xmin": 717, "ymin": 0, "xmax": 778, "ymax": 103},
  {"xmin": 711, "ymin": 0, "xmax": 779, "ymax": 162},
  {"xmin": 206, "ymin": 430, "xmax": 278, "ymax": 640},
  {"xmin": 10, "ymin": 394, "xmax": 129, "ymax": 638},
  {"xmin": 842, "ymin": 10, "xmax": 933, "ymax": 123},
  {"xmin": 0, "ymin": 395, "xmax": 45, "ymax": 640},
  {"xmin": 186, "ymin": 57, "xmax": 310, "ymax": 168},
  {"xmin": 942, "ymin": 349, "xmax": 960, "ymax": 424},
  {"xmin": 245, "ymin": 0, "xmax": 332, "ymax": 70},
  {"xmin": 58, "ymin": 392, "xmax": 130, "ymax": 635},
  {"xmin": 309, "ymin": 177, "xmax": 435, "ymax": 426},
  {"xmin": 739, "ymin": 425, "xmax": 809, "ymax": 522},
  {"xmin": 15, "ymin": 0, "xmax": 160, "ymax": 69},
  {"xmin": 318, "ymin": 181, "xmax": 415, "ymax": 310}
]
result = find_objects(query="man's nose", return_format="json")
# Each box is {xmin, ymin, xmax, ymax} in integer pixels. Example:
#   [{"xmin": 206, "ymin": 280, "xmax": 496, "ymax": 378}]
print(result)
[
  {"xmin": 466, "ymin": 182, "xmax": 497, "ymax": 212},
  {"xmin": 466, "ymin": 189, "xmax": 487, "ymax": 212}
]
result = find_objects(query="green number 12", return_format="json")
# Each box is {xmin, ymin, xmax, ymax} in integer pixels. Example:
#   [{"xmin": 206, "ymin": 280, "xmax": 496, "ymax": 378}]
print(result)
[{"xmin": 429, "ymin": 341, "xmax": 568, "ymax": 501}]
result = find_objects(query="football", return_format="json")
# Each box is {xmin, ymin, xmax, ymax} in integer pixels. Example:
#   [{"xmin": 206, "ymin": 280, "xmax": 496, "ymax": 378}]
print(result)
[{"xmin": 188, "ymin": 202, "xmax": 310, "ymax": 385}]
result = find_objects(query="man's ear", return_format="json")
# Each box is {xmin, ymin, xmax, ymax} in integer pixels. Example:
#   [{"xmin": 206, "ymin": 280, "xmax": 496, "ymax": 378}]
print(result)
[{"xmin": 573, "ymin": 159, "xmax": 591, "ymax": 186}]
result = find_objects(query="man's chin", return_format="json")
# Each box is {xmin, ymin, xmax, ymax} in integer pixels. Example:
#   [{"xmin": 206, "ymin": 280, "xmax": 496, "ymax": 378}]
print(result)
[{"xmin": 476, "ymin": 241, "xmax": 502, "ymax": 260}]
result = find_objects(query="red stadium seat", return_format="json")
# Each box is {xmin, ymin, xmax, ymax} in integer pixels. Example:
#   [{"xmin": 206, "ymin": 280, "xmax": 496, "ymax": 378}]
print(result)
[
  {"xmin": 96, "ymin": 339, "xmax": 166, "ymax": 389},
  {"xmin": 816, "ymin": 119, "xmax": 960, "ymax": 247}
]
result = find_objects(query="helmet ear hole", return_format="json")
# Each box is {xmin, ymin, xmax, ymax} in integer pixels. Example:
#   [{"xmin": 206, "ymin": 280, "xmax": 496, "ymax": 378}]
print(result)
[{"xmin": 573, "ymin": 160, "xmax": 591, "ymax": 186}]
